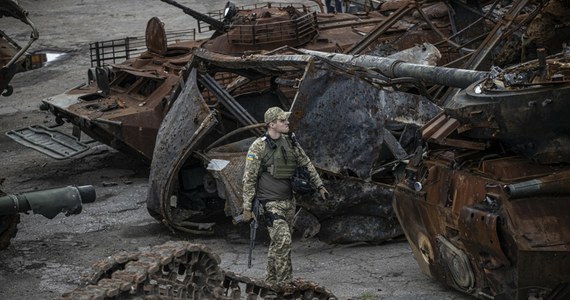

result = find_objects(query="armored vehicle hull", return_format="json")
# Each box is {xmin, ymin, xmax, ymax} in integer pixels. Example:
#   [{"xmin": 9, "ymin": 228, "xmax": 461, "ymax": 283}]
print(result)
[{"xmin": 393, "ymin": 52, "xmax": 570, "ymax": 298}]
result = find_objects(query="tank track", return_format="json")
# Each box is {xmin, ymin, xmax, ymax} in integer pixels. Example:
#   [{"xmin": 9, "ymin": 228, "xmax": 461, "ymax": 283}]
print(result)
[{"xmin": 61, "ymin": 241, "xmax": 336, "ymax": 299}]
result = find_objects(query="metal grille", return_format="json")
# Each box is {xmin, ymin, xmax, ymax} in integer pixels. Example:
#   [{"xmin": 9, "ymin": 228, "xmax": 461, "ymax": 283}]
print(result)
[
  {"xmin": 89, "ymin": 29, "xmax": 196, "ymax": 67},
  {"xmin": 227, "ymin": 12, "xmax": 317, "ymax": 46}
]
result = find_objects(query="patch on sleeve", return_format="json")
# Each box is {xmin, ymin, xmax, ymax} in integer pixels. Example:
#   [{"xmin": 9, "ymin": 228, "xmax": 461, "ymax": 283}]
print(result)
[{"xmin": 246, "ymin": 153, "xmax": 257, "ymax": 161}]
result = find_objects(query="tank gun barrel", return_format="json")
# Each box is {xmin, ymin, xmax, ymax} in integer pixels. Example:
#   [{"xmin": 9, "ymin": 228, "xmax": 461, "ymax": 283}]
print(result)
[
  {"xmin": 505, "ymin": 172, "xmax": 570, "ymax": 199},
  {"xmin": 0, "ymin": 185, "xmax": 96, "ymax": 219},
  {"xmin": 299, "ymin": 49, "xmax": 489, "ymax": 88},
  {"xmin": 160, "ymin": 0, "xmax": 226, "ymax": 32}
]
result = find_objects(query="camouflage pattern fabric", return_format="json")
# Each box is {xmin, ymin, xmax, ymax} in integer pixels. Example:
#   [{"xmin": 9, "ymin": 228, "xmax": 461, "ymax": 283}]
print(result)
[
  {"xmin": 265, "ymin": 198, "xmax": 296, "ymax": 283},
  {"xmin": 242, "ymin": 132, "xmax": 323, "ymax": 284},
  {"xmin": 242, "ymin": 134, "xmax": 323, "ymax": 211},
  {"xmin": 264, "ymin": 107, "xmax": 291, "ymax": 123}
]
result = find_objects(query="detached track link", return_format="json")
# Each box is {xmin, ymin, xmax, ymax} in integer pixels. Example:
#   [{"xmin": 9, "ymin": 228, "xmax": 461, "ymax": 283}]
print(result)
[
  {"xmin": 222, "ymin": 271, "xmax": 336, "ymax": 299},
  {"xmin": 61, "ymin": 241, "xmax": 336, "ymax": 300},
  {"xmin": 61, "ymin": 241, "xmax": 225, "ymax": 299}
]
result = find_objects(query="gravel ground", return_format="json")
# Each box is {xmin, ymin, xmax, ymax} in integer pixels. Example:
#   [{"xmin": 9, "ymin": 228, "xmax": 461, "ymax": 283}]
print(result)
[{"xmin": 0, "ymin": 1, "xmax": 470, "ymax": 299}]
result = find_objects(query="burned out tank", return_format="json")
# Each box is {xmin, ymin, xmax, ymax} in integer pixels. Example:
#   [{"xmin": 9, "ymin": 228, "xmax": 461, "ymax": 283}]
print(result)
[{"xmin": 392, "ymin": 51, "xmax": 570, "ymax": 298}]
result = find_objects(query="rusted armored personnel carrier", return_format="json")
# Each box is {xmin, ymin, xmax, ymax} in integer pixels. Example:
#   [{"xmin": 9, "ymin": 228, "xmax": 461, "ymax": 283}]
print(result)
[
  {"xmin": 0, "ymin": 0, "xmax": 40, "ymax": 97},
  {"xmin": 392, "ymin": 51, "xmax": 570, "ymax": 298}
]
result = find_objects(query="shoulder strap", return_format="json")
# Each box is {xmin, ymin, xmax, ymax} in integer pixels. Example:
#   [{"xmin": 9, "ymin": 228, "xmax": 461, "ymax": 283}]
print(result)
[{"xmin": 260, "ymin": 134, "xmax": 277, "ymax": 166}]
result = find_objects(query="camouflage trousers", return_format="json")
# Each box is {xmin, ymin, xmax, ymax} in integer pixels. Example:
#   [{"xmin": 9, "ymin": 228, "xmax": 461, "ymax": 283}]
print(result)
[{"xmin": 264, "ymin": 197, "xmax": 296, "ymax": 284}]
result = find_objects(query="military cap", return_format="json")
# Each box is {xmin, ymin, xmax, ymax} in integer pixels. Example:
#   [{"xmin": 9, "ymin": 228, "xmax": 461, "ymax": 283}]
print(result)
[{"xmin": 264, "ymin": 107, "xmax": 291, "ymax": 124}]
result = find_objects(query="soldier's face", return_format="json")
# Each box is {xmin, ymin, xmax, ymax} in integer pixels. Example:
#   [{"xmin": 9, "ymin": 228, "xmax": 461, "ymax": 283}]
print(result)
[{"xmin": 271, "ymin": 119, "xmax": 289, "ymax": 133}]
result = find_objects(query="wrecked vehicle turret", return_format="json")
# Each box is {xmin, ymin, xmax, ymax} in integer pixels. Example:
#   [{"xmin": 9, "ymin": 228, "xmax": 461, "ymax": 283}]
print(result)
[{"xmin": 392, "ymin": 51, "xmax": 570, "ymax": 298}]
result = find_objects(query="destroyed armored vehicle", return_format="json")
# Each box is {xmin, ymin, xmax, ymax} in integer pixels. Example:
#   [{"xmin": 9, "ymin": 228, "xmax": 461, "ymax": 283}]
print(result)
[
  {"xmin": 0, "ymin": 0, "xmax": 39, "ymax": 97},
  {"xmin": 11, "ymin": 0, "xmax": 570, "ymax": 243},
  {"xmin": 33, "ymin": 0, "xmax": 392, "ymax": 161},
  {"xmin": 392, "ymin": 51, "xmax": 570, "ymax": 298},
  {"xmin": 27, "ymin": 0, "xmax": 534, "ymax": 160},
  {"xmin": 145, "ymin": 47, "xmax": 453, "ymax": 242}
]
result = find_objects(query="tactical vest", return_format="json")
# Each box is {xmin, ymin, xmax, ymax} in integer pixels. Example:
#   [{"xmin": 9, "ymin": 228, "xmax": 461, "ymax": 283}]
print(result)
[{"xmin": 261, "ymin": 135, "xmax": 297, "ymax": 179}]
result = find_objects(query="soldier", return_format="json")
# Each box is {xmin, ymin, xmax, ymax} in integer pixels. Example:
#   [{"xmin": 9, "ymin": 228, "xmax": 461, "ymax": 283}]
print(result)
[{"xmin": 242, "ymin": 106, "xmax": 329, "ymax": 284}]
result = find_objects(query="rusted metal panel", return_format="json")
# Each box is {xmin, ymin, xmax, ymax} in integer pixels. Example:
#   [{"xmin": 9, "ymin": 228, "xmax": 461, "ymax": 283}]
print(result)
[
  {"xmin": 505, "ymin": 196, "xmax": 570, "ymax": 250},
  {"xmin": 203, "ymin": 150, "xmax": 248, "ymax": 218},
  {"xmin": 479, "ymin": 156, "xmax": 555, "ymax": 181},
  {"xmin": 145, "ymin": 17, "xmax": 168, "ymax": 56},
  {"xmin": 146, "ymin": 69, "xmax": 217, "ymax": 228},
  {"xmin": 458, "ymin": 207, "xmax": 510, "ymax": 267}
]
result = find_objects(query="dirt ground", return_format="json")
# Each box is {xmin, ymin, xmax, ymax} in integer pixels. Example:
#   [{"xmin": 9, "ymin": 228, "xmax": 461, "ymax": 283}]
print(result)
[{"xmin": 0, "ymin": 1, "xmax": 470, "ymax": 299}]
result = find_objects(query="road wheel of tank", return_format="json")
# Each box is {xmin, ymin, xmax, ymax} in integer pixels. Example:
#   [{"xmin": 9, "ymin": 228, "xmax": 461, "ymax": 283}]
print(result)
[{"xmin": 0, "ymin": 214, "xmax": 20, "ymax": 250}]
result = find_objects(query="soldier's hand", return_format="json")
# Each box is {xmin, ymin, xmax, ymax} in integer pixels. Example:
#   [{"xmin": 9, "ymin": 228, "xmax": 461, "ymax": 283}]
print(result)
[
  {"xmin": 318, "ymin": 186, "xmax": 329, "ymax": 200},
  {"xmin": 243, "ymin": 210, "xmax": 253, "ymax": 222}
]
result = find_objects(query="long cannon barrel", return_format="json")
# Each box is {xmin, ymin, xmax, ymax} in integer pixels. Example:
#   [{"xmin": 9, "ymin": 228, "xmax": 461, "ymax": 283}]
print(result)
[
  {"xmin": 192, "ymin": 48, "xmax": 488, "ymax": 89},
  {"xmin": 160, "ymin": 0, "xmax": 226, "ymax": 32},
  {"xmin": 0, "ymin": 185, "xmax": 96, "ymax": 218},
  {"xmin": 299, "ymin": 49, "xmax": 489, "ymax": 89},
  {"xmin": 505, "ymin": 172, "xmax": 570, "ymax": 199}
]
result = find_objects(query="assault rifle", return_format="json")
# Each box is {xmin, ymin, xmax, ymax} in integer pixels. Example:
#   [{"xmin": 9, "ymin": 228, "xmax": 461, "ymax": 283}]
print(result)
[{"xmin": 248, "ymin": 197, "xmax": 260, "ymax": 268}]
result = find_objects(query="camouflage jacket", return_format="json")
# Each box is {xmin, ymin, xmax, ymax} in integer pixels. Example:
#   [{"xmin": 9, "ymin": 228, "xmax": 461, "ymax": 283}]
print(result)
[{"xmin": 242, "ymin": 134, "xmax": 323, "ymax": 211}]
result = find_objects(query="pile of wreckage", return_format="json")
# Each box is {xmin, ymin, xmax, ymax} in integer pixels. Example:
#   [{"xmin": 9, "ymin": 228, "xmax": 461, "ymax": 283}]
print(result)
[{"xmin": 5, "ymin": 0, "xmax": 570, "ymax": 298}]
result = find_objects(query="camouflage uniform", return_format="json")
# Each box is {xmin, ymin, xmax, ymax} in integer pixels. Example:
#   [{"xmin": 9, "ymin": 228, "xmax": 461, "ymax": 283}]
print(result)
[{"xmin": 243, "ymin": 109, "xmax": 323, "ymax": 284}]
